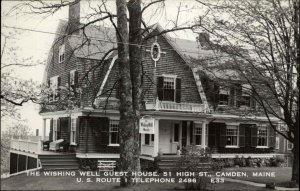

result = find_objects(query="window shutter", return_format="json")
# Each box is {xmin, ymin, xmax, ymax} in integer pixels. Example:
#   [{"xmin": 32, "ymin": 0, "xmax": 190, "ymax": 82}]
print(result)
[
  {"xmin": 98, "ymin": 117, "xmax": 109, "ymax": 145},
  {"xmin": 189, "ymin": 121, "xmax": 194, "ymax": 145},
  {"xmin": 76, "ymin": 117, "xmax": 80, "ymax": 145},
  {"xmin": 68, "ymin": 73, "xmax": 70, "ymax": 87},
  {"xmin": 244, "ymin": 125, "xmax": 252, "ymax": 147},
  {"xmin": 116, "ymin": 81, "xmax": 120, "ymax": 99},
  {"xmin": 57, "ymin": 118, "xmax": 61, "ymax": 139},
  {"xmin": 239, "ymin": 125, "xmax": 245, "ymax": 147},
  {"xmin": 49, "ymin": 119, "xmax": 53, "ymax": 142},
  {"xmin": 208, "ymin": 123, "xmax": 216, "ymax": 147},
  {"xmin": 250, "ymin": 96, "xmax": 256, "ymax": 109},
  {"xmin": 268, "ymin": 126, "xmax": 276, "ymax": 148},
  {"xmin": 213, "ymin": 83, "xmax": 219, "ymax": 105},
  {"xmin": 219, "ymin": 124, "xmax": 226, "ymax": 147},
  {"xmin": 175, "ymin": 78, "xmax": 181, "ymax": 103},
  {"xmin": 68, "ymin": 117, "xmax": 71, "ymax": 132},
  {"xmin": 236, "ymin": 84, "xmax": 242, "ymax": 107},
  {"xmin": 75, "ymin": 71, "xmax": 78, "ymax": 87},
  {"xmin": 157, "ymin": 76, "xmax": 164, "ymax": 100},
  {"xmin": 251, "ymin": 125, "xmax": 258, "ymax": 147},
  {"xmin": 229, "ymin": 86, "xmax": 235, "ymax": 106},
  {"xmin": 55, "ymin": 76, "xmax": 61, "ymax": 100}
]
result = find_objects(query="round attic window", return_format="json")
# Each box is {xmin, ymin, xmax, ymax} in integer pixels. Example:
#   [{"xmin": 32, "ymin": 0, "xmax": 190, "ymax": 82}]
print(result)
[{"xmin": 151, "ymin": 42, "xmax": 161, "ymax": 62}]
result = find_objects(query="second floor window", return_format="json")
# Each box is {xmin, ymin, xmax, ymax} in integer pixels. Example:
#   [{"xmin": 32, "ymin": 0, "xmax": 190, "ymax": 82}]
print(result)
[
  {"xmin": 219, "ymin": 86, "xmax": 229, "ymax": 105},
  {"xmin": 49, "ymin": 76, "xmax": 60, "ymax": 101},
  {"xmin": 59, "ymin": 44, "xmax": 65, "ymax": 63},
  {"xmin": 157, "ymin": 75, "xmax": 181, "ymax": 102},
  {"xmin": 239, "ymin": 84, "xmax": 251, "ymax": 107}
]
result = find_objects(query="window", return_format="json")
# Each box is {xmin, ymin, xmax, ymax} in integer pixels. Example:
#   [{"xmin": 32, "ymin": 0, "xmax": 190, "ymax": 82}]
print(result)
[
  {"xmin": 275, "ymin": 136, "xmax": 280, "ymax": 150},
  {"xmin": 239, "ymin": 84, "xmax": 251, "ymax": 107},
  {"xmin": 257, "ymin": 126, "xmax": 268, "ymax": 147},
  {"xmin": 194, "ymin": 123, "xmax": 202, "ymax": 145},
  {"xmin": 144, "ymin": 134, "xmax": 154, "ymax": 145},
  {"xmin": 287, "ymin": 141, "xmax": 293, "ymax": 150},
  {"xmin": 157, "ymin": 75, "xmax": 181, "ymax": 102},
  {"xmin": 109, "ymin": 120, "xmax": 119, "ymax": 145},
  {"xmin": 49, "ymin": 76, "xmax": 60, "ymax": 101},
  {"xmin": 163, "ymin": 77, "xmax": 175, "ymax": 101},
  {"xmin": 70, "ymin": 118, "xmax": 76, "ymax": 144},
  {"xmin": 53, "ymin": 119, "xmax": 58, "ymax": 141},
  {"xmin": 173, "ymin": 124, "xmax": 179, "ymax": 142},
  {"xmin": 219, "ymin": 86, "xmax": 229, "ymax": 105},
  {"xmin": 70, "ymin": 70, "xmax": 76, "ymax": 87},
  {"xmin": 59, "ymin": 44, "xmax": 65, "ymax": 63},
  {"xmin": 226, "ymin": 125, "xmax": 238, "ymax": 146}
]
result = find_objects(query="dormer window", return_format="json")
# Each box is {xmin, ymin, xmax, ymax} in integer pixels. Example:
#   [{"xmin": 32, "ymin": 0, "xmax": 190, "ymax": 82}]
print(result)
[
  {"xmin": 59, "ymin": 44, "xmax": 65, "ymax": 63},
  {"xmin": 219, "ymin": 86, "xmax": 229, "ymax": 106},
  {"xmin": 157, "ymin": 75, "xmax": 181, "ymax": 102}
]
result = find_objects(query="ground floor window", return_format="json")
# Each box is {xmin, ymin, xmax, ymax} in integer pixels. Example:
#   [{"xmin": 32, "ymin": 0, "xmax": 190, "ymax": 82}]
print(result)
[
  {"xmin": 109, "ymin": 120, "xmax": 119, "ymax": 145},
  {"xmin": 70, "ymin": 118, "xmax": 76, "ymax": 144},
  {"xmin": 145, "ymin": 134, "xmax": 154, "ymax": 146},
  {"xmin": 194, "ymin": 123, "xmax": 202, "ymax": 145},
  {"xmin": 226, "ymin": 125, "xmax": 238, "ymax": 146},
  {"xmin": 257, "ymin": 126, "xmax": 268, "ymax": 147}
]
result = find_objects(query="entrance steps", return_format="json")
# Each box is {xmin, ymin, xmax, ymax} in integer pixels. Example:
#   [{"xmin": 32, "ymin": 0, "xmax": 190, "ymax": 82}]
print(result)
[{"xmin": 39, "ymin": 154, "xmax": 79, "ymax": 170}]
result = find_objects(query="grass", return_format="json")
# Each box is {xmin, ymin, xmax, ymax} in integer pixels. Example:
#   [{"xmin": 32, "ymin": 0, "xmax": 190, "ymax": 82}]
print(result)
[{"xmin": 1, "ymin": 170, "xmax": 274, "ymax": 191}]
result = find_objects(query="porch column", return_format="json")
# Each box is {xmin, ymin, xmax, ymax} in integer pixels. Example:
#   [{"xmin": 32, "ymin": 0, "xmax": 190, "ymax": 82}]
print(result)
[
  {"xmin": 201, "ymin": 121, "xmax": 206, "ymax": 149},
  {"xmin": 42, "ymin": 119, "xmax": 46, "ymax": 141},
  {"xmin": 153, "ymin": 119, "xmax": 160, "ymax": 157}
]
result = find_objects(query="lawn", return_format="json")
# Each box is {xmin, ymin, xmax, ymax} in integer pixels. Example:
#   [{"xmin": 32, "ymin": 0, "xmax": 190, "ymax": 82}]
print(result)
[
  {"xmin": 223, "ymin": 167, "xmax": 292, "ymax": 184},
  {"xmin": 1, "ymin": 170, "xmax": 272, "ymax": 191}
]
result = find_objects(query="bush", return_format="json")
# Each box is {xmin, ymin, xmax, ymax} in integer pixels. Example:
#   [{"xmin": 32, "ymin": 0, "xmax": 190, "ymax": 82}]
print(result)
[
  {"xmin": 176, "ymin": 146, "xmax": 215, "ymax": 190},
  {"xmin": 79, "ymin": 159, "xmax": 98, "ymax": 170}
]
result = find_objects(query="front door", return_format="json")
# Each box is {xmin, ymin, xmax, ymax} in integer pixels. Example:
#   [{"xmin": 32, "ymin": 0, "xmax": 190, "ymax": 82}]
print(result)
[{"xmin": 159, "ymin": 121, "xmax": 175, "ymax": 154}]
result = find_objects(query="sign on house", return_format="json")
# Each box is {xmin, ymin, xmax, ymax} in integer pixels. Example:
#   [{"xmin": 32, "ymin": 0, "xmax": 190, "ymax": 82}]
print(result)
[{"xmin": 139, "ymin": 117, "xmax": 155, "ymax": 134}]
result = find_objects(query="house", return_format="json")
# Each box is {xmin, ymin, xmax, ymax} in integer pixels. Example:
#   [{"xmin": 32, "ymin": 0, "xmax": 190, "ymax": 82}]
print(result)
[{"xmin": 9, "ymin": 0, "xmax": 291, "ymax": 174}]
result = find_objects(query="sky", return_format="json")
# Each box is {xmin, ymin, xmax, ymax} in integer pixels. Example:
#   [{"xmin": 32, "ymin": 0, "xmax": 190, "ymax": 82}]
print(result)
[{"xmin": 1, "ymin": 0, "xmax": 205, "ymax": 134}]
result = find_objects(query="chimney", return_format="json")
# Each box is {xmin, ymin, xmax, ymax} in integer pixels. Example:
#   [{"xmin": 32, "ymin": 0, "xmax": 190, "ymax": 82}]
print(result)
[
  {"xmin": 68, "ymin": 0, "xmax": 80, "ymax": 34},
  {"xmin": 197, "ymin": 32, "xmax": 210, "ymax": 48}
]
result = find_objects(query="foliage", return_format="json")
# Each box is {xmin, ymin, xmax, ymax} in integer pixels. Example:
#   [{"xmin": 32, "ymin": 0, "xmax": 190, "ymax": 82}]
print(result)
[{"xmin": 78, "ymin": 158, "xmax": 98, "ymax": 171}]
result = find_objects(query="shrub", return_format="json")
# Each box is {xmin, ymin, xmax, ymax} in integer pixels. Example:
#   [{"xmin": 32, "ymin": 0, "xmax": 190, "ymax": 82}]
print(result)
[
  {"xmin": 176, "ymin": 146, "xmax": 215, "ymax": 190},
  {"xmin": 79, "ymin": 159, "xmax": 98, "ymax": 170}
]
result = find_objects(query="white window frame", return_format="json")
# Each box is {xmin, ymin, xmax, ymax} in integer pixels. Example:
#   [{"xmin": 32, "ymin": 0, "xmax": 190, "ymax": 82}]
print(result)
[
  {"xmin": 275, "ymin": 136, "xmax": 280, "ymax": 150},
  {"xmin": 70, "ymin": 69, "xmax": 76, "ymax": 86},
  {"xmin": 194, "ymin": 123, "xmax": 202, "ymax": 146},
  {"xmin": 257, "ymin": 125, "xmax": 268, "ymax": 148},
  {"xmin": 287, "ymin": 141, "xmax": 293, "ymax": 150},
  {"xmin": 70, "ymin": 118, "xmax": 76, "ymax": 145},
  {"xmin": 53, "ymin": 119, "xmax": 58, "ymax": 141},
  {"xmin": 49, "ymin": 76, "xmax": 59, "ymax": 102},
  {"xmin": 109, "ymin": 120, "xmax": 119, "ymax": 146},
  {"xmin": 161, "ymin": 74, "xmax": 177, "ymax": 102},
  {"xmin": 59, "ymin": 44, "xmax": 65, "ymax": 63},
  {"xmin": 239, "ymin": 84, "xmax": 251, "ymax": 108},
  {"xmin": 219, "ymin": 86, "xmax": 230, "ymax": 106},
  {"xmin": 225, "ymin": 125, "xmax": 239, "ymax": 148}
]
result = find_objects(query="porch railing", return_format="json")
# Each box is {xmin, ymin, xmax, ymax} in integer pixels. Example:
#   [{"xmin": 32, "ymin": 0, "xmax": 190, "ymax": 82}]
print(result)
[
  {"xmin": 10, "ymin": 137, "xmax": 42, "ymax": 154},
  {"xmin": 145, "ymin": 100, "xmax": 208, "ymax": 113}
]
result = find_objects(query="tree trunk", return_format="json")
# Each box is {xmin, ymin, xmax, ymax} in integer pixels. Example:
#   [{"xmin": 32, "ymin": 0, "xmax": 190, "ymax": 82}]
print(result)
[
  {"xmin": 291, "ymin": 112, "xmax": 299, "ymax": 183},
  {"xmin": 116, "ymin": 0, "xmax": 137, "ymax": 186},
  {"xmin": 128, "ymin": 0, "xmax": 142, "ymax": 172}
]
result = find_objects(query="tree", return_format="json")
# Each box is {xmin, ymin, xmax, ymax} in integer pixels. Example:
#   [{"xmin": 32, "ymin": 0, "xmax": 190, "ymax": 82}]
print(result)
[
  {"xmin": 7, "ymin": 0, "xmax": 199, "ymax": 186},
  {"xmin": 195, "ymin": 0, "xmax": 299, "ymax": 182}
]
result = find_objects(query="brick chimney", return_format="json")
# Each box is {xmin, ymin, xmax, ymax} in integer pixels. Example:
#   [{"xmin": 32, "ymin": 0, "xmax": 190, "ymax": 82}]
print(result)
[
  {"xmin": 197, "ymin": 32, "xmax": 210, "ymax": 47},
  {"xmin": 68, "ymin": 0, "xmax": 80, "ymax": 34}
]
